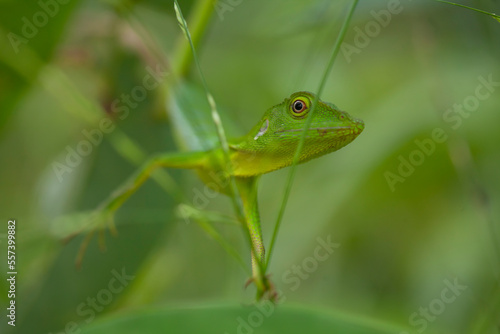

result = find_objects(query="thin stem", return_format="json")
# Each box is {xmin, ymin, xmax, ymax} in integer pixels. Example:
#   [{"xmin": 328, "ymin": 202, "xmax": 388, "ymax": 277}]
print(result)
[
  {"xmin": 434, "ymin": 0, "xmax": 500, "ymax": 22},
  {"xmin": 172, "ymin": 0, "xmax": 216, "ymax": 78},
  {"xmin": 173, "ymin": 0, "xmax": 265, "ymax": 288},
  {"xmin": 266, "ymin": 0, "xmax": 359, "ymax": 270}
]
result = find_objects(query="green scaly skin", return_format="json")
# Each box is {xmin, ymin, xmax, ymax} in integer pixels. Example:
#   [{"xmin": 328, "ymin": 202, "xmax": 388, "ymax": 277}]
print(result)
[{"xmin": 88, "ymin": 91, "xmax": 364, "ymax": 300}]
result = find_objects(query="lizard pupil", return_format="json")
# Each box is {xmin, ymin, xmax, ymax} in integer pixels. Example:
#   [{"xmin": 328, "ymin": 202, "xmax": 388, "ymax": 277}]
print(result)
[{"xmin": 293, "ymin": 100, "xmax": 306, "ymax": 113}]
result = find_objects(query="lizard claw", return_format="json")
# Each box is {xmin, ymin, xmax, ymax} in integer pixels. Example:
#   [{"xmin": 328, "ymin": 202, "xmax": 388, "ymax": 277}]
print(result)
[
  {"xmin": 74, "ymin": 210, "xmax": 117, "ymax": 269},
  {"xmin": 244, "ymin": 277, "xmax": 255, "ymax": 289},
  {"xmin": 50, "ymin": 209, "xmax": 117, "ymax": 270},
  {"xmin": 245, "ymin": 274, "xmax": 279, "ymax": 302}
]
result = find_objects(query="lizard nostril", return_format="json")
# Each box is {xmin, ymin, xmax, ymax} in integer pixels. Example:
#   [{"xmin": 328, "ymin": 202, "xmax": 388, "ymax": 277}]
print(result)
[{"xmin": 354, "ymin": 118, "xmax": 365, "ymax": 133}]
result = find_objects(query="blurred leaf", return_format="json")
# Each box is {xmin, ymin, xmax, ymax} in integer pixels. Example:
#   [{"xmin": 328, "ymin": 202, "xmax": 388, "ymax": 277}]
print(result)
[
  {"xmin": 80, "ymin": 304, "xmax": 410, "ymax": 334},
  {"xmin": 0, "ymin": 46, "xmax": 182, "ymax": 332},
  {"xmin": 13, "ymin": 222, "xmax": 171, "ymax": 334},
  {"xmin": 0, "ymin": 0, "xmax": 82, "ymax": 133},
  {"xmin": 9, "ymin": 99, "xmax": 179, "ymax": 334}
]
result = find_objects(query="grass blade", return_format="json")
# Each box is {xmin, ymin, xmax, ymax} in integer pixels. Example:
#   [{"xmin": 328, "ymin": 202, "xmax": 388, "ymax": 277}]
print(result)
[
  {"xmin": 266, "ymin": 0, "xmax": 359, "ymax": 270},
  {"xmin": 173, "ymin": 0, "xmax": 265, "ymax": 285},
  {"xmin": 435, "ymin": 0, "xmax": 500, "ymax": 23}
]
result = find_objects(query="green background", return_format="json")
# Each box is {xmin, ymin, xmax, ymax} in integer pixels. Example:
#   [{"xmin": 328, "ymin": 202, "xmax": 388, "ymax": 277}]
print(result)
[{"xmin": 0, "ymin": 0, "xmax": 499, "ymax": 333}]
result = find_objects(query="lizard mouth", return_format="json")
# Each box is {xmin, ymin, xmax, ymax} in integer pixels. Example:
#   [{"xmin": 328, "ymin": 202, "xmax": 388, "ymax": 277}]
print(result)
[{"xmin": 276, "ymin": 124, "xmax": 364, "ymax": 137}]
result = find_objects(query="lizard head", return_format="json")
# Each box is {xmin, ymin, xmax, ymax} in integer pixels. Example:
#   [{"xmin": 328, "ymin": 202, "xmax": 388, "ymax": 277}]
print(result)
[
  {"xmin": 233, "ymin": 92, "xmax": 364, "ymax": 174},
  {"xmin": 230, "ymin": 91, "xmax": 364, "ymax": 175}
]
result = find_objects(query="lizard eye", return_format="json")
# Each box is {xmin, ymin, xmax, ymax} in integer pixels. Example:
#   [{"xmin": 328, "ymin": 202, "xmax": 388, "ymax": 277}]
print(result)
[
  {"xmin": 293, "ymin": 100, "xmax": 306, "ymax": 113},
  {"xmin": 290, "ymin": 97, "xmax": 310, "ymax": 117}
]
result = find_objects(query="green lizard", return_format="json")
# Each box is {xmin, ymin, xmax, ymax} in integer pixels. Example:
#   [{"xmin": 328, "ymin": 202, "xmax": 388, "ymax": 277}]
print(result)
[{"xmin": 90, "ymin": 91, "xmax": 364, "ymax": 300}]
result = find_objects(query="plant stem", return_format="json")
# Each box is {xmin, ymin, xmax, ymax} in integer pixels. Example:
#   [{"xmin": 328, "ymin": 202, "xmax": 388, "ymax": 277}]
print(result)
[
  {"xmin": 173, "ymin": 0, "xmax": 264, "ymax": 293},
  {"xmin": 172, "ymin": 0, "xmax": 216, "ymax": 78},
  {"xmin": 266, "ymin": 0, "xmax": 359, "ymax": 271}
]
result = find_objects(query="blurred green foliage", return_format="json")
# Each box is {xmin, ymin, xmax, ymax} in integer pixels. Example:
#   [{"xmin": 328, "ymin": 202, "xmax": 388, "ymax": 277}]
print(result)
[{"xmin": 0, "ymin": 0, "xmax": 499, "ymax": 333}]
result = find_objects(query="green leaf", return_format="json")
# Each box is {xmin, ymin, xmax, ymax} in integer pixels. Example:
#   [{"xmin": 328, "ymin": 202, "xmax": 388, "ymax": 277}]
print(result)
[
  {"xmin": 13, "ymin": 100, "xmax": 180, "ymax": 334},
  {"xmin": 80, "ymin": 304, "xmax": 409, "ymax": 334},
  {"xmin": 167, "ymin": 82, "xmax": 220, "ymax": 151}
]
